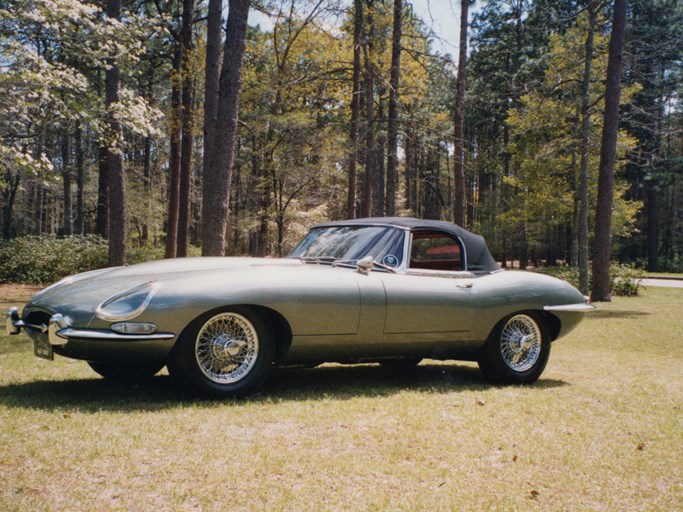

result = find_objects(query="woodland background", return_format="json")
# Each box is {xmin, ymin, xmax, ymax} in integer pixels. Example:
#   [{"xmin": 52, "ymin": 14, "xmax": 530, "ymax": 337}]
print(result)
[{"xmin": 0, "ymin": 0, "xmax": 681, "ymax": 295}]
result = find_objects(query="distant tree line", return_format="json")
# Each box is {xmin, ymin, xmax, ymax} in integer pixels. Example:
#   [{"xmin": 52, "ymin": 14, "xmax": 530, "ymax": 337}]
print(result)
[{"xmin": 1, "ymin": 0, "xmax": 681, "ymax": 297}]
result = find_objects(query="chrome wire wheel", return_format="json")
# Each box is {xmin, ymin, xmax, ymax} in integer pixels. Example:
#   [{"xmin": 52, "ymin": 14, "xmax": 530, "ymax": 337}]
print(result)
[
  {"xmin": 195, "ymin": 312, "xmax": 259, "ymax": 384},
  {"xmin": 499, "ymin": 314, "xmax": 542, "ymax": 372}
]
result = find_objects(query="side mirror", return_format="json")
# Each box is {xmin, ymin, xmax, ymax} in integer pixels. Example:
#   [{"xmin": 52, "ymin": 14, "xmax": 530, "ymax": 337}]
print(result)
[{"xmin": 356, "ymin": 256, "xmax": 375, "ymax": 274}]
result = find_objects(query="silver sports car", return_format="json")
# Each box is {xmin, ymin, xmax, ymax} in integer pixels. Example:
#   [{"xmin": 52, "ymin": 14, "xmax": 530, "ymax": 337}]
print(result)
[{"xmin": 6, "ymin": 217, "xmax": 593, "ymax": 397}]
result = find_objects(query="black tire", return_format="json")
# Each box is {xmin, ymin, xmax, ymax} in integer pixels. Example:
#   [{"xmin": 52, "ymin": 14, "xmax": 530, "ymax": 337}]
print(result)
[
  {"xmin": 167, "ymin": 307, "xmax": 274, "ymax": 398},
  {"xmin": 478, "ymin": 311, "xmax": 551, "ymax": 384},
  {"xmin": 88, "ymin": 361, "xmax": 164, "ymax": 382}
]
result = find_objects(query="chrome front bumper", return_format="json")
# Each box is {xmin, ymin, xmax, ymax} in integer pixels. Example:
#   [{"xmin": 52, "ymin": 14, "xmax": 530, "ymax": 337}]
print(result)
[{"xmin": 6, "ymin": 307, "xmax": 174, "ymax": 345}]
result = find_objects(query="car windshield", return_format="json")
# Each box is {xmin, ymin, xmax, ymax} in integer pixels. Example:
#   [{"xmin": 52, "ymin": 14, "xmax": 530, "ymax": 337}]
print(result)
[{"xmin": 289, "ymin": 226, "xmax": 405, "ymax": 269}]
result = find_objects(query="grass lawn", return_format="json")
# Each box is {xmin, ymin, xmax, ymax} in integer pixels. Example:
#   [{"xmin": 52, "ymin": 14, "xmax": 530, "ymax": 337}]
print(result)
[{"xmin": 1, "ymin": 285, "xmax": 681, "ymax": 511}]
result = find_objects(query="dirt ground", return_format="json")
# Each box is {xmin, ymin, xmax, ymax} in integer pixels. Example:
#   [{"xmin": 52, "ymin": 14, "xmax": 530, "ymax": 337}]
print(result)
[{"xmin": 0, "ymin": 284, "xmax": 43, "ymax": 310}]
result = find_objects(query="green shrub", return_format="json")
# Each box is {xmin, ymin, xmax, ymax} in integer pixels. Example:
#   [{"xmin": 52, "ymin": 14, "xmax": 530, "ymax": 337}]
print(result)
[
  {"xmin": 127, "ymin": 243, "xmax": 201, "ymax": 264},
  {"xmin": 534, "ymin": 266, "xmax": 581, "ymax": 289},
  {"xmin": 609, "ymin": 263, "xmax": 646, "ymax": 297},
  {"xmin": 0, "ymin": 236, "xmax": 202, "ymax": 284},
  {"xmin": 0, "ymin": 235, "xmax": 109, "ymax": 284},
  {"xmin": 633, "ymin": 257, "xmax": 683, "ymax": 273},
  {"xmin": 535, "ymin": 263, "xmax": 645, "ymax": 297},
  {"xmin": 127, "ymin": 244, "xmax": 167, "ymax": 265}
]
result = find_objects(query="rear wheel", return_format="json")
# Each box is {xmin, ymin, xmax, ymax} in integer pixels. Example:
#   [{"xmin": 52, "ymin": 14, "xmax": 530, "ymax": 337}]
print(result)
[
  {"xmin": 167, "ymin": 307, "xmax": 274, "ymax": 398},
  {"xmin": 478, "ymin": 312, "xmax": 550, "ymax": 384}
]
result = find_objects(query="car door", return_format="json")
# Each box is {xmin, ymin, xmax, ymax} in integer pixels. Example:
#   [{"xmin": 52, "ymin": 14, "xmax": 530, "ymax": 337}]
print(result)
[
  {"xmin": 272, "ymin": 268, "xmax": 362, "ymax": 336},
  {"xmin": 382, "ymin": 230, "xmax": 478, "ymax": 341}
]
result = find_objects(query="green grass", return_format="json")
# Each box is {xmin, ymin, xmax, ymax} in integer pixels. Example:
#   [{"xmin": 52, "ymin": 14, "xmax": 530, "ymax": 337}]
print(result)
[{"xmin": 1, "ymin": 288, "xmax": 682, "ymax": 511}]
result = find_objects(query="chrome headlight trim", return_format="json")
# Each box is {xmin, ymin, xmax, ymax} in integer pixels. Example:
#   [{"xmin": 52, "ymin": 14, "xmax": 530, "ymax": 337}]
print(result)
[{"xmin": 95, "ymin": 282, "xmax": 159, "ymax": 321}]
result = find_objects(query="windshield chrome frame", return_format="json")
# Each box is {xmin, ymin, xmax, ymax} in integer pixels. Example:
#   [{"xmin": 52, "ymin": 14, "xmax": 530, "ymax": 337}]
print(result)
[{"xmin": 290, "ymin": 223, "xmax": 411, "ymax": 273}]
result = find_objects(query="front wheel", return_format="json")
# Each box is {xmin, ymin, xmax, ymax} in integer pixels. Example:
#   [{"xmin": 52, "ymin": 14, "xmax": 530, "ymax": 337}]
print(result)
[
  {"xmin": 167, "ymin": 307, "xmax": 274, "ymax": 398},
  {"xmin": 478, "ymin": 312, "xmax": 550, "ymax": 384}
]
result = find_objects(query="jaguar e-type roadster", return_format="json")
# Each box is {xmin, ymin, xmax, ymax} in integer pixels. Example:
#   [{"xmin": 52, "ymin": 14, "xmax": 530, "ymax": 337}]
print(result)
[{"xmin": 6, "ymin": 217, "xmax": 593, "ymax": 397}]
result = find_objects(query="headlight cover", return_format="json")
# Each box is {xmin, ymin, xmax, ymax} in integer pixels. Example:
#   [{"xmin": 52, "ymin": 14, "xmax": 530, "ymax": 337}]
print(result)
[{"xmin": 95, "ymin": 282, "xmax": 158, "ymax": 321}]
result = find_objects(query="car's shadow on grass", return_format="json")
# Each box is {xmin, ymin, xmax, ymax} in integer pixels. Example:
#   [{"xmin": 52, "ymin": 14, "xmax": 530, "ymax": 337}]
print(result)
[
  {"xmin": 0, "ymin": 363, "xmax": 569, "ymax": 412},
  {"xmin": 264, "ymin": 364, "xmax": 567, "ymax": 401}
]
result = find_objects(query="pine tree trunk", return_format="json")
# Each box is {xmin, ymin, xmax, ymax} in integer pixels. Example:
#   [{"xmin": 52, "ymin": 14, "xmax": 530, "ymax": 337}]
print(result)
[
  {"xmin": 202, "ymin": 0, "xmax": 250, "ymax": 256},
  {"xmin": 361, "ymin": 0, "xmax": 375, "ymax": 218},
  {"xmin": 61, "ymin": 131, "xmax": 73, "ymax": 235},
  {"xmin": 404, "ymin": 132, "xmax": 412, "ymax": 212},
  {"xmin": 647, "ymin": 181, "xmax": 659, "ymax": 270},
  {"xmin": 591, "ymin": 0, "xmax": 627, "ymax": 301},
  {"xmin": 578, "ymin": 6, "xmax": 596, "ymax": 296},
  {"xmin": 346, "ymin": 0, "xmax": 363, "ymax": 219},
  {"xmin": 375, "ymin": 95, "xmax": 386, "ymax": 216},
  {"xmin": 571, "ymin": 151, "xmax": 579, "ymax": 266},
  {"xmin": 177, "ymin": 0, "xmax": 195, "ymax": 257},
  {"xmin": 201, "ymin": 0, "xmax": 222, "ymax": 245},
  {"xmin": 141, "ymin": 135, "xmax": 151, "ymax": 244},
  {"xmin": 96, "ymin": 147, "xmax": 109, "ymax": 238},
  {"xmin": 74, "ymin": 121, "xmax": 85, "ymax": 234},
  {"xmin": 2, "ymin": 171, "xmax": 20, "ymax": 239},
  {"xmin": 385, "ymin": 0, "xmax": 402, "ymax": 217},
  {"xmin": 106, "ymin": 0, "xmax": 126, "ymax": 266},
  {"xmin": 250, "ymin": 135, "xmax": 269, "ymax": 257},
  {"xmin": 453, "ymin": 0, "xmax": 469, "ymax": 227},
  {"xmin": 165, "ymin": 42, "xmax": 182, "ymax": 258}
]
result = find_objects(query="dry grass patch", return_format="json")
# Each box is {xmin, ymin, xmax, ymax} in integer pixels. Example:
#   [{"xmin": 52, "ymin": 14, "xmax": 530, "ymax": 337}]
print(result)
[
  {"xmin": 1, "ymin": 287, "xmax": 681, "ymax": 511},
  {"xmin": 0, "ymin": 284, "xmax": 42, "ymax": 312}
]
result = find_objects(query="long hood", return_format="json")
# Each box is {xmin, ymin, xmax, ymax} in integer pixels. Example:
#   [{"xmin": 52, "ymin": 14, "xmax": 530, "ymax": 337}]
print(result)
[
  {"xmin": 26, "ymin": 257, "xmax": 305, "ymax": 313},
  {"xmin": 25, "ymin": 257, "xmax": 364, "ymax": 335},
  {"xmin": 98, "ymin": 256, "xmax": 301, "ymax": 279}
]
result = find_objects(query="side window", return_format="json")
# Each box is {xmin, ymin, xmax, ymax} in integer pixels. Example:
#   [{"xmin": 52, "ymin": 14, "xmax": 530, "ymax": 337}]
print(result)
[{"xmin": 410, "ymin": 232, "xmax": 463, "ymax": 271}]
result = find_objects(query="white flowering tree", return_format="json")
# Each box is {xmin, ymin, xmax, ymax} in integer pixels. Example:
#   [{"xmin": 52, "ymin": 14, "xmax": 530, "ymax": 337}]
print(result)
[{"xmin": 0, "ymin": 0, "xmax": 163, "ymax": 254}]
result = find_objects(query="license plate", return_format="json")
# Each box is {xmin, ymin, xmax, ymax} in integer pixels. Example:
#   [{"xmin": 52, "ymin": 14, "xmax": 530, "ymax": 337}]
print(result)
[{"xmin": 34, "ymin": 337, "xmax": 54, "ymax": 360}]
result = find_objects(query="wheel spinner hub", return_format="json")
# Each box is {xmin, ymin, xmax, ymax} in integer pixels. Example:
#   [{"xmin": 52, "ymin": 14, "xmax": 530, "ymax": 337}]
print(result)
[
  {"xmin": 211, "ymin": 334, "xmax": 247, "ymax": 359},
  {"xmin": 500, "ymin": 315, "xmax": 541, "ymax": 372},
  {"xmin": 510, "ymin": 332, "xmax": 533, "ymax": 353}
]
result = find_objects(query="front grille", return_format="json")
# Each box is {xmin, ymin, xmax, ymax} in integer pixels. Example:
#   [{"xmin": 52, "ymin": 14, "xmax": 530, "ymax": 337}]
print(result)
[
  {"xmin": 23, "ymin": 309, "xmax": 52, "ymax": 329},
  {"xmin": 21, "ymin": 309, "xmax": 51, "ymax": 345},
  {"xmin": 24, "ymin": 309, "xmax": 52, "ymax": 332}
]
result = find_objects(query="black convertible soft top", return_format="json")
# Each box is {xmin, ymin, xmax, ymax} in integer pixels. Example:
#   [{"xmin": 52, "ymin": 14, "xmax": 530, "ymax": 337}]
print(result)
[{"xmin": 314, "ymin": 217, "xmax": 500, "ymax": 273}]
